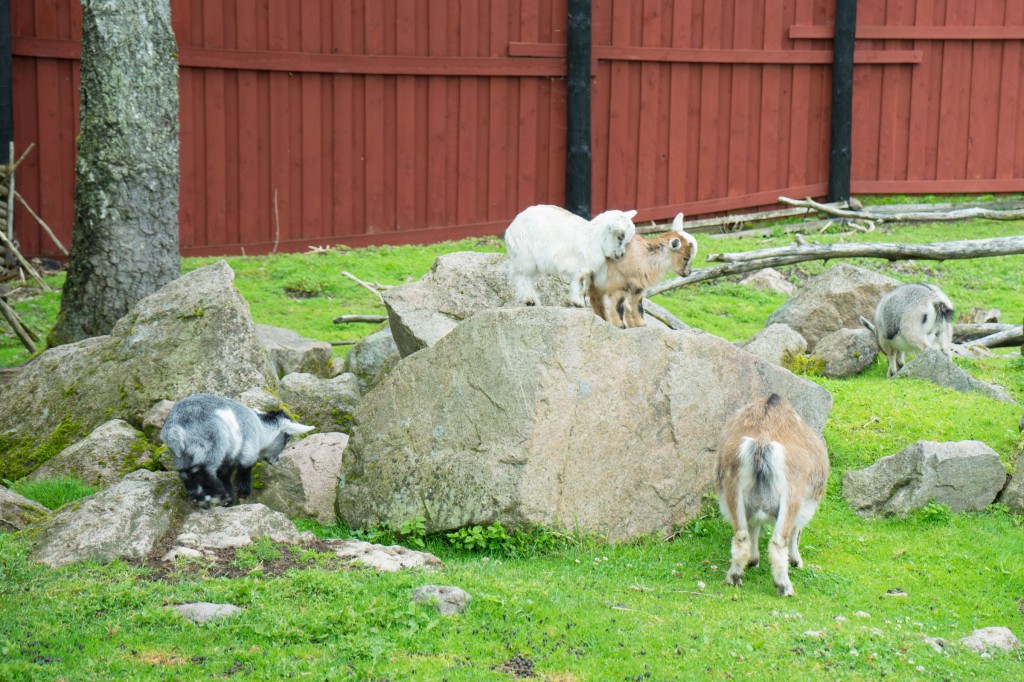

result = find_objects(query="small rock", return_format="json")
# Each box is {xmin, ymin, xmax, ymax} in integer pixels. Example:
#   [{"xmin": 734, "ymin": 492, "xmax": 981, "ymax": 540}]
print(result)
[
  {"xmin": 0, "ymin": 485, "xmax": 51, "ymax": 532},
  {"xmin": 411, "ymin": 585, "xmax": 472, "ymax": 616},
  {"xmin": 327, "ymin": 539, "xmax": 444, "ymax": 572},
  {"xmin": 174, "ymin": 602, "xmax": 243, "ymax": 623},
  {"xmin": 896, "ymin": 350, "xmax": 1017, "ymax": 404},
  {"xmin": 344, "ymin": 326, "xmax": 402, "ymax": 394},
  {"xmin": 924, "ymin": 636, "xmax": 949, "ymax": 654},
  {"xmin": 854, "ymin": 611, "xmax": 870, "ymax": 619},
  {"xmin": 176, "ymin": 504, "xmax": 301, "ymax": 549},
  {"xmin": 834, "ymin": 615, "xmax": 848, "ymax": 623},
  {"xmin": 803, "ymin": 630, "xmax": 826, "ymax": 639},
  {"xmin": 884, "ymin": 588, "xmax": 908, "ymax": 598},
  {"xmin": 814, "ymin": 327, "xmax": 878, "ymax": 378},
  {"xmin": 740, "ymin": 324, "xmax": 808, "ymax": 367},
  {"xmin": 142, "ymin": 400, "xmax": 176, "ymax": 441},
  {"xmin": 279, "ymin": 372, "xmax": 360, "ymax": 434},
  {"xmin": 162, "ymin": 546, "xmax": 204, "ymax": 562},
  {"xmin": 960, "ymin": 627, "xmax": 1022, "ymax": 653},
  {"xmin": 257, "ymin": 324, "xmax": 334, "ymax": 379},
  {"xmin": 740, "ymin": 268, "xmax": 797, "ymax": 296}
]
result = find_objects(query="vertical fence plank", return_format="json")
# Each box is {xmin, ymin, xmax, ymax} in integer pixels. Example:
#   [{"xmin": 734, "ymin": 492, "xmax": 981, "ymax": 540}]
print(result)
[
  {"xmin": 635, "ymin": 0, "xmax": 660, "ymax": 210},
  {"xmin": 666, "ymin": 0, "xmax": 690, "ymax": 207},
  {"xmin": 936, "ymin": 0, "xmax": 974, "ymax": 181},
  {"xmin": 697, "ymin": 0, "xmax": 721, "ymax": 200},
  {"xmin": 995, "ymin": 3, "xmax": 1021, "ymax": 179},
  {"xmin": 966, "ymin": 0, "xmax": 999, "ymax": 180}
]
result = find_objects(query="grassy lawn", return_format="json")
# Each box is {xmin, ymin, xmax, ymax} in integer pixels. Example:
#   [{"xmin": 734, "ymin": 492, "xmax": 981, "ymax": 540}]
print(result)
[{"xmin": 1, "ymin": 214, "xmax": 1024, "ymax": 679}]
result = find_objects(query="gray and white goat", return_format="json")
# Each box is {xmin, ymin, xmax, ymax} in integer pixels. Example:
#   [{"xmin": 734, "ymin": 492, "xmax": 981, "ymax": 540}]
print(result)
[
  {"xmin": 860, "ymin": 283, "xmax": 955, "ymax": 377},
  {"xmin": 161, "ymin": 393, "xmax": 315, "ymax": 507},
  {"xmin": 715, "ymin": 394, "xmax": 829, "ymax": 597}
]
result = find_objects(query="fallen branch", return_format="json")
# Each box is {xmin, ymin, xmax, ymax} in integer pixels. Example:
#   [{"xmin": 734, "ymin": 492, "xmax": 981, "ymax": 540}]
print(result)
[
  {"xmin": 0, "ymin": 229, "xmax": 52, "ymax": 292},
  {"xmin": 649, "ymin": 236, "xmax": 1024, "ymax": 296},
  {"xmin": 333, "ymin": 314, "xmax": 388, "ymax": 324},
  {"xmin": 342, "ymin": 271, "xmax": 390, "ymax": 305},
  {"xmin": 972, "ymin": 326, "xmax": 1023, "ymax": 349},
  {"xmin": 329, "ymin": 339, "xmax": 359, "ymax": 346},
  {"xmin": 0, "ymin": 297, "xmax": 38, "ymax": 353},
  {"xmin": 954, "ymin": 323, "xmax": 1017, "ymax": 341},
  {"xmin": 636, "ymin": 203, "xmax": 844, "ymax": 235},
  {"xmin": 779, "ymin": 195, "xmax": 1024, "ymax": 223},
  {"xmin": 13, "ymin": 190, "xmax": 68, "ymax": 256}
]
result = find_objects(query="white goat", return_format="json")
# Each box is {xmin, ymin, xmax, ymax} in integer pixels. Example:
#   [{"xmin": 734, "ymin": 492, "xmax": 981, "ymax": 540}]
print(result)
[
  {"xmin": 715, "ymin": 394, "xmax": 829, "ymax": 597},
  {"xmin": 504, "ymin": 204, "xmax": 637, "ymax": 308},
  {"xmin": 589, "ymin": 212, "xmax": 697, "ymax": 328},
  {"xmin": 161, "ymin": 393, "xmax": 315, "ymax": 507},
  {"xmin": 860, "ymin": 283, "xmax": 955, "ymax": 377}
]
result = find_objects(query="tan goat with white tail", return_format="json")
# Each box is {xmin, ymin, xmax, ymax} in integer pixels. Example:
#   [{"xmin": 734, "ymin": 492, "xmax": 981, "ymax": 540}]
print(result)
[
  {"xmin": 715, "ymin": 394, "xmax": 829, "ymax": 597},
  {"xmin": 589, "ymin": 212, "xmax": 697, "ymax": 328}
]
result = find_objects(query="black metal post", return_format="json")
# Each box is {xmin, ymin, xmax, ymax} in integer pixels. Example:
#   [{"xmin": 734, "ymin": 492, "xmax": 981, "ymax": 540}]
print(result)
[
  {"xmin": 0, "ymin": 0, "xmax": 13, "ymax": 164},
  {"xmin": 565, "ymin": 0, "xmax": 591, "ymax": 219},
  {"xmin": 827, "ymin": 0, "xmax": 857, "ymax": 203}
]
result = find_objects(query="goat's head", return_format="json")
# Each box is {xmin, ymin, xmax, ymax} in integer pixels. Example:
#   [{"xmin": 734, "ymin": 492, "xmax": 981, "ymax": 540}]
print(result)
[
  {"xmin": 259, "ymin": 411, "xmax": 316, "ymax": 463},
  {"xmin": 669, "ymin": 213, "xmax": 698, "ymax": 277},
  {"xmin": 593, "ymin": 209, "xmax": 637, "ymax": 260}
]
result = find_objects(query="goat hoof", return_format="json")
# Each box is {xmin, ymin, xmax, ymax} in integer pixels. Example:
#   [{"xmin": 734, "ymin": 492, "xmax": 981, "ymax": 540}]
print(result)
[
  {"xmin": 524, "ymin": 300, "xmax": 536, "ymax": 307},
  {"xmin": 746, "ymin": 558, "xmax": 760, "ymax": 569},
  {"xmin": 725, "ymin": 573, "xmax": 743, "ymax": 587},
  {"xmin": 775, "ymin": 582, "xmax": 795, "ymax": 597}
]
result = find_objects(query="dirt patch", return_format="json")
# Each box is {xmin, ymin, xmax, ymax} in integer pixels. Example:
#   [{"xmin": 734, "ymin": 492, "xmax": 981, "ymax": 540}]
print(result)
[
  {"xmin": 129, "ymin": 536, "xmax": 358, "ymax": 582},
  {"xmin": 494, "ymin": 654, "xmax": 536, "ymax": 678}
]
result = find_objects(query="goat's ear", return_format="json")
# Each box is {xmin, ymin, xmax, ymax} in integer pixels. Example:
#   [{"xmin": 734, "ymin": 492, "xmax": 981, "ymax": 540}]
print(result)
[
  {"xmin": 669, "ymin": 237, "xmax": 682, "ymax": 250},
  {"xmin": 282, "ymin": 422, "xmax": 316, "ymax": 436},
  {"xmin": 623, "ymin": 209, "xmax": 637, "ymax": 220}
]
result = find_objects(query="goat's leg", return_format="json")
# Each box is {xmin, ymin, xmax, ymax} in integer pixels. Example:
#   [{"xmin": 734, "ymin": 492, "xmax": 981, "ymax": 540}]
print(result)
[
  {"xmin": 235, "ymin": 466, "xmax": 254, "ymax": 500},
  {"xmin": 195, "ymin": 466, "xmax": 231, "ymax": 508},
  {"xmin": 568, "ymin": 271, "xmax": 590, "ymax": 308},
  {"xmin": 589, "ymin": 285, "xmax": 608, "ymax": 320},
  {"xmin": 214, "ymin": 462, "xmax": 237, "ymax": 506},
  {"xmin": 510, "ymin": 268, "xmax": 541, "ymax": 306},
  {"xmin": 626, "ymin": 291, "xmax": 647, "ymax": 327},
  {"xmin": 769, "ymin": 499, "xmax": 802, "ymax": 596},
  {"xmin": 609, "ymin": 295, "xmax": 629, "ymax": 328},
  {"xmin": 724, "ymin": 484, "xmax": 750, "ymax": 587},
  {"xmin": 747, "ymin": 524, "xmax": 762, "ymax": 568}
]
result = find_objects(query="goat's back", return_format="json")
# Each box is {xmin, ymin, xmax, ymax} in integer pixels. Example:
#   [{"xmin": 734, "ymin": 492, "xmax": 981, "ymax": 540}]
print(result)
[
  {"xmin": 160, "ymin": 394, "xmax": 262, "ymax": 469},
  {"xmin": 716, "ymin": 394, "xmax": 828, "ymax": 500}
]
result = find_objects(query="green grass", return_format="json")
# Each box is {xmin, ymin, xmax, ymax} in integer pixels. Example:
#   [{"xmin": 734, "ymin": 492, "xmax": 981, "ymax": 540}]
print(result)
[
  {"xmin": 1, "ymin": 215, "xmax": 1024, "ymax": 679},
  {"xmin": 4, "ymin": 476, "xmax": 98, "ymax": 510}
]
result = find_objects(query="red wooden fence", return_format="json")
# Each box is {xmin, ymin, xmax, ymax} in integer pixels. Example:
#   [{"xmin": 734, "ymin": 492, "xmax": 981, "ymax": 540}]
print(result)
[{"xmin": 9, "ymin": 0, "xmax": 1024, "ymax": 258}]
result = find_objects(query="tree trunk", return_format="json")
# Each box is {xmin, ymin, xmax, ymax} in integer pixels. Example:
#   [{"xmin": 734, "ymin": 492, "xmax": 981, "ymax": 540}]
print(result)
[{"xmin": 48, "ymin": 0, "xmax": 179, "ymax": 346}]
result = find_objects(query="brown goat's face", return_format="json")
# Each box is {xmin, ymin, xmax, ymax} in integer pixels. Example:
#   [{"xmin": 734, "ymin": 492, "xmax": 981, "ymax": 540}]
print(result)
[{"xmin": 669, "ymin": 232, "xmax": 697, "ymax": 277}]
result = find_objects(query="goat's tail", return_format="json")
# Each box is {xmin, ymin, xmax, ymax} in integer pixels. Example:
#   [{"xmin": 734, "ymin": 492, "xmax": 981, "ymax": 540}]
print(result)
[
  {"xmin": 737, "ymin": 436, "xmax": 786, "ymax": 501},
  {"xmin": 859, "ymin": 315, "xmax": 875, "ymax": 333}
]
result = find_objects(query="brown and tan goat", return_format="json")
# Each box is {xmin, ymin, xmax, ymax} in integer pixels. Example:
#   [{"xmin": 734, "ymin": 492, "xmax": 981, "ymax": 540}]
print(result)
[
  {"xmin": 589, "ymin": 213, "xmax": 697, "ymax": 328},
  {"xmin": 715, "ymin": 394, "xmax": 829, "ymax": 597}
]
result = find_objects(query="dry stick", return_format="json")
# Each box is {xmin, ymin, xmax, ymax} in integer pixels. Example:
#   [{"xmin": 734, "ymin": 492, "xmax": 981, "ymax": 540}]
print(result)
[
  {"xmin": 635, "ymin": 203, "xmax": 844, "ymax": 235},
  {"xmin": 649, "ymin": 235, "xmax": 1024, "ymax": 296},
  {"xmin": 972, "ymin": 327, "xmax": 1024, "ymax": 349},
  {"xmin": 0, "ymin": 229, "xmax": 52, "ymax": 292},
  {"xmin": 0, "ymin": 297, "xmax": 38, "ymax": 353},
  {"xmin": 332, "ymin": 314, "xmax": 388, "ymax": 324},
  {"xmin": 1, "ymin": 142, "xmax": 36, "ymax": 177},
  {"xmin": 13, "ymin": 190, "xmax": 69, "ymax": 256},
  {"xmin": 329, "ymin": 339, "xmax": 359, "ymax": 346},
  {"xmin": 271, "ymin": 189, "xmax": 281, "ymax": 255},
  {"xmin": 342, "ymin": 271, "xmax": 387, "ymax": 305},
  {"xmin": 779, "ymin": 195, "xmax": 1024, "ymax": 223}
]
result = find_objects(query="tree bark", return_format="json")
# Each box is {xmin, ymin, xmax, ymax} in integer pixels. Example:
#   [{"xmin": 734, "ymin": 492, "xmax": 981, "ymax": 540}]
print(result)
[
  {"xmin": 48, "ymin": 0, "xmax": 179, "ymax": 346},
  {"xmin": 648, "ymin": 236, "xmax": 1024, "ymax": 296}
]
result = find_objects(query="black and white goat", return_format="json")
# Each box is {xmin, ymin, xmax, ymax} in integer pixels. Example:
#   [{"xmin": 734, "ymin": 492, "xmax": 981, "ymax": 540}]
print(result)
[
  {"xmin": 860, "ymin": 283, "xmax": 955, "ymax": 377},
  {"xmin": 161, "ymin": 393, "xmax": 314, "ymax": 507}
]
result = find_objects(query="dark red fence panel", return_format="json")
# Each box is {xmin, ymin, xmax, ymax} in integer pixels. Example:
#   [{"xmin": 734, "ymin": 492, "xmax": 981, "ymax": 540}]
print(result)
[{"xmin": 8, "ymin": 0, "xmax": 1024, "ymax": 258}]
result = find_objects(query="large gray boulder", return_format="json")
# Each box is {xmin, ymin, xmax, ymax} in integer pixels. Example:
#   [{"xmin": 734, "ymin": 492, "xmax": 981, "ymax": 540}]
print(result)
[
  {"xmin": 843, "ymin": 441, "xmax": 1007, "ymax": 515},
  {"xmin": 251, "ymin": 433, "xmax": 348, "ymax": 524},
  {"xmin": 279, "ymin": 372, "xmax": 361, "ymax": 434},
  {"xmin": 337, "ymin": 307, "xmax": 831, "ymax": 541},
  {"xmin": 382, "ymin": 251, "xmax": 687, "ymax": 358},
  {"xmin": 815, "ymin": 328, "xmax": 879, "ymax": 378},
  {"xmin": 175, "ymin": 504, "xmax": 301, "ymax": 549},
  {"xmin": 896, "ymin": 350, "xmax": 1017, "ymax": 403},
  {"xmin": 0, "ymin": 485, "xmax": 51, "ymax": 532},
  {"xmin": 26, "ymin": 420, "xmax": 156, "ymax": 488},
  {"xmin": 0, "ymin": 262, "xmax": 278, "ymax": 481},
  {"xmin": 256, "ymin": 324, "xmax": 334, "ymax": 379},
  {"xmin": 765, "ymin": 264, "xmax": 900, "ymax": 350},
  {"xmin": 740, "ymin": 323, "xmax": 807, "ymax": 367},
  {"xmin": 382, "ymin": 251, "xmax": 567, "ymax": 357},
  {"xmin": 31, "ymin": 470, "xmax": 188, "ymax": 567},
  {"xmin": 344, "ymin": 326, "xmax": 401, "ymax": 393}
]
